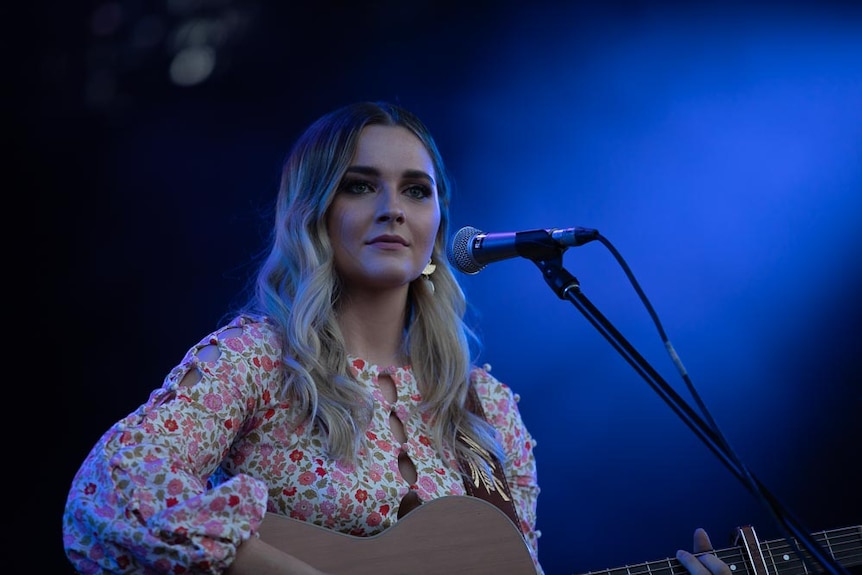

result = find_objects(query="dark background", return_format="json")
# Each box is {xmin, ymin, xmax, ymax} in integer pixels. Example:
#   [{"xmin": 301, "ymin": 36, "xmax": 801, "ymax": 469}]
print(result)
[{"xmin": 25, "ymin": 0, "xmax": 861, "ymax": 573}]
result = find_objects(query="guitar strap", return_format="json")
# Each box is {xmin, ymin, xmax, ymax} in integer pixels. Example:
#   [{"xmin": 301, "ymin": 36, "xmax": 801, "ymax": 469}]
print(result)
[{"xmin": 458, "ymin": 383, "xmax": 524, "ymax": 535}]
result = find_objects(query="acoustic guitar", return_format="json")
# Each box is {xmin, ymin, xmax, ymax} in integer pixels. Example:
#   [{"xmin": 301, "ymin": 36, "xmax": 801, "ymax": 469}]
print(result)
[
  {"xmin": 258, "ymin": 495, "xmax": 861, "ymax": 575},
  {"xmin": 258, "ymin": 495, "xmax": 536, "ymax": 574}
]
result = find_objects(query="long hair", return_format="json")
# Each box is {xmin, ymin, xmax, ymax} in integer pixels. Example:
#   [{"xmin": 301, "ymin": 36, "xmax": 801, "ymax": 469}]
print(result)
[{"xmin": 241, "ymin": 101, "xmax": 503, "ymax": 475}]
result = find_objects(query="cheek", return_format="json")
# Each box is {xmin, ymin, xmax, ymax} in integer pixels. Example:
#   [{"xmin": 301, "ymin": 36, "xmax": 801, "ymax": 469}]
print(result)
[
  {"xmin": 327, "ymin": 219, "xmax": 353, "ymax": 276},
  {"xmin": 326, "ymin": 210, "xmax": 351, "ymax": 253},
  {"xmin": 423, "ymin": 214, "xmax": 442, "ymax": 257}
]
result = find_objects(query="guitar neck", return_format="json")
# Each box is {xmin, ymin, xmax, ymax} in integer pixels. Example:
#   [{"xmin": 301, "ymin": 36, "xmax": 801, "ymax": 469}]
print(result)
[{"xmin": 576, "ymin": 525, "xmax": 862, "ymax": 575}]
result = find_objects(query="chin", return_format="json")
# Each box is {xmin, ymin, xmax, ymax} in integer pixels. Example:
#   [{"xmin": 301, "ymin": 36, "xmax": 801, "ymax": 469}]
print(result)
[{"xmin": 371, "ymin": 270, "xmax": 418, "ymax": 289}]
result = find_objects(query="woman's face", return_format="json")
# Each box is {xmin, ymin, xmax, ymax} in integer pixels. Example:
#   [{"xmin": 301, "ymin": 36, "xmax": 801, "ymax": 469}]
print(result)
[{"xmin": 326, "ymin": 125, "xmax": 441, "ymax": 294}]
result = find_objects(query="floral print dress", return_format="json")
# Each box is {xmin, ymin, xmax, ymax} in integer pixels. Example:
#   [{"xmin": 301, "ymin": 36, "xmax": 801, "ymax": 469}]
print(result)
[{"xmin": 62, "ymin": 315, "xmax": 543, "ymax": 574}]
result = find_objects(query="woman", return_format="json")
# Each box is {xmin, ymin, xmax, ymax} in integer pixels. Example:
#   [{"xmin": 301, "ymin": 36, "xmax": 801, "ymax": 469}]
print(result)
[{"xmin": 62, "ymin": 101, "xmax": 729, "ymax": 575}]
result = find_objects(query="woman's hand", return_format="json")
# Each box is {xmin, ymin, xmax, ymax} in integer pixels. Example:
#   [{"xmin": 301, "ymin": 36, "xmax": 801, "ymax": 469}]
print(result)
[{"xmin": 676, "ymin": 528, "xmax": 732, "ymax": 575}]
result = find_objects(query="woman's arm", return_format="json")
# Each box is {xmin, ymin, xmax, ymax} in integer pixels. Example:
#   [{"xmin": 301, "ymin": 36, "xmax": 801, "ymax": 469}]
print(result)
[{"xmin": 226, "ymin": 534, "xmax": 329, "ymax": 575}]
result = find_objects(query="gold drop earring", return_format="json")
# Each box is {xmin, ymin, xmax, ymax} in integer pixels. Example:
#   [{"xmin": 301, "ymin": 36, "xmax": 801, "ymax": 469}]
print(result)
[{"xmin": 421, "ymin": 260, "xmax": 436, "ymax": 295}]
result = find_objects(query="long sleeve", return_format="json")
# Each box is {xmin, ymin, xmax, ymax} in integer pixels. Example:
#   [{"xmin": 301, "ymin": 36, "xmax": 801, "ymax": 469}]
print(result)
[
  {"xmin": 471, "ymin": 364, "xmax": 544, "ymax": 575},
  {"xmin": 62, "ymin": 317, "xmax": 281, "ymax": 574}
]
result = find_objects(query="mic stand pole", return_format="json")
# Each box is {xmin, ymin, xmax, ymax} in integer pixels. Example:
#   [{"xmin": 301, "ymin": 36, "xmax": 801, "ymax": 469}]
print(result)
[{"xmin": 532, "ymin": 254, "xmax": 847, "ymax": 575}]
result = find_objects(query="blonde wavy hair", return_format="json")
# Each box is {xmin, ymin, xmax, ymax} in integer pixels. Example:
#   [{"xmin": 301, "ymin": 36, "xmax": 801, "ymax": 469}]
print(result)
[{"xmin": 240, "ymin": 101, "xmax": 502, "ymax": 477}]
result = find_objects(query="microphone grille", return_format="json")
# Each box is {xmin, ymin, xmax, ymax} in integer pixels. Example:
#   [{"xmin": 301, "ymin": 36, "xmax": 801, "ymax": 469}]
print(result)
[{"xmin": 447, "ymin": 226, "xmax": 485, "ymax": 275}]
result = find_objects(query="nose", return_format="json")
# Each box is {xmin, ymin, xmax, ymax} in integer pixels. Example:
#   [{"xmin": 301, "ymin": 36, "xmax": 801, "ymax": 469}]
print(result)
[{"xmin": 377, "ymin": 188, "xmax": 405, "ymax": 223}]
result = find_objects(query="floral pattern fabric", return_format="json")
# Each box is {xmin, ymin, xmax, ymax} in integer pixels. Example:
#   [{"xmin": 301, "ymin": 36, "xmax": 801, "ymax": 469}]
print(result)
[{"xmin": 63, "ymin": 315, "xmax": 543, "ymax": 574}]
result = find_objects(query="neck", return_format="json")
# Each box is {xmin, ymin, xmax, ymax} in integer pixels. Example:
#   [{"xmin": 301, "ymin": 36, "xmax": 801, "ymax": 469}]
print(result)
[{"xmin": 337, "ymin": 287, "xmax": 410, "ymax": 367}]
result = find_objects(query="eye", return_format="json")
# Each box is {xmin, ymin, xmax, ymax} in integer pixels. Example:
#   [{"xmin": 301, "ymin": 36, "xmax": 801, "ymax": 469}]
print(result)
[
  {"xmin": 403, "ymin": 184, "xmax": 432, "ymax": 200},
  {"xmin": 339, "ymin": 178, "xmax": 375, "ymax": 195}
]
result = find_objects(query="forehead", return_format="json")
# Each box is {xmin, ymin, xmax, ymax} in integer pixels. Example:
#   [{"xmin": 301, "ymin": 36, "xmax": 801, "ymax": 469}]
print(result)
[{"xmin": 351, "ymin": 125, "xmax": 435, "ymax": 178}]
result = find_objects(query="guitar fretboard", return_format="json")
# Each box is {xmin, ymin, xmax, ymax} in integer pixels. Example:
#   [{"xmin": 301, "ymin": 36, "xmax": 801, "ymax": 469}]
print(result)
[{"xmin": 574, "ymin": 526, "xmax": 862, "ymax": 575}]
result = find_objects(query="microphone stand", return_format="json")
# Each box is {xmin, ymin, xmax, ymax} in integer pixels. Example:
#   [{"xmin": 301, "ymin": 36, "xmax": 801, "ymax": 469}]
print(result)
[{"xmin": 531, "ymin": 252, "xmax": 848, "ymax": 575}]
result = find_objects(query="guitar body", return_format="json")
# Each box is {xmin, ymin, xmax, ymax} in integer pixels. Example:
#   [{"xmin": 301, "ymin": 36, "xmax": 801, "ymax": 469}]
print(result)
[{"xmin": 258, "ymin": 495, "xmax": 537, "ymax": 574}]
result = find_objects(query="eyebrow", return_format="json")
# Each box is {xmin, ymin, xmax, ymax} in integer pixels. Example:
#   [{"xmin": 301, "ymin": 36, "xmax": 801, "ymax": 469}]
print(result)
[{"xmin": 344, "ymin": 165, "xmax": 436, "ymax": 186}]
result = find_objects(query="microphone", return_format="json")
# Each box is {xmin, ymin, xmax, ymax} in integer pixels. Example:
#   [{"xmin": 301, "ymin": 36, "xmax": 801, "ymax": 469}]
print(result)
[{"xmin": 447, "ymin": 225, "xmax": 599, "ymax": 274}]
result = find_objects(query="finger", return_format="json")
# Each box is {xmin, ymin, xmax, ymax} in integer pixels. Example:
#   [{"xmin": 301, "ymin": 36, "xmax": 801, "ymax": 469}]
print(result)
[
  {"xmin": 692, "ymin": 527, "xmax": 714, "ymax": 553},
  {"xmin": 686, "ymin": 528, "xmax": 732, "ymax": 575},
  {"xmin": 676, "ymin": 549, "xmax": 710, "ymax": 575},
  {"xmin": 698, "ymin": 552, "xmax": 732, "ymax": 575}
]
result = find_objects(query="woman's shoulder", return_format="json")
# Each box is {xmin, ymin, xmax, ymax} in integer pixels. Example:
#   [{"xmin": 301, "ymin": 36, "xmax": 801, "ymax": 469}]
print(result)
[
  {"xmin": 468, "ymin": 362, "xmax": 534, "ymax": 445},
  {"xmin": 188, "ymin": 314, "xmax": 284, "ymax": 359},
  {"xmin": 214, "ymin": 314, "xmax": 279, "ymax": 339},
  {"xmin": 232, "ymin": 314, "xmax": 281, "ymax": 339},
  {"xmin": 469, "ymin": 362, "xmax": 516, "ymax": 402}
]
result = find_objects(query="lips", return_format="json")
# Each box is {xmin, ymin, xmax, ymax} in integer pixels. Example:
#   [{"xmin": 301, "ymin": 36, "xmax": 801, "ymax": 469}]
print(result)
[{"xmin": 368, "ymin": 234, "xmax": 408, "ymax": 246}]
